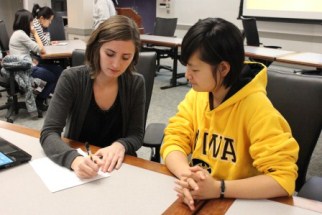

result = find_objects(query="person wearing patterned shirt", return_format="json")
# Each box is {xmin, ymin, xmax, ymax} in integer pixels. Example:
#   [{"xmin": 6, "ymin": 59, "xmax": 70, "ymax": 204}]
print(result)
[
  {"xmin": 29, "ymin": 4, "xmax": 63, "ymax": 110},
  {"xmin": 30, "ymin": 4, "xmax": 54, "ymax": 46}
]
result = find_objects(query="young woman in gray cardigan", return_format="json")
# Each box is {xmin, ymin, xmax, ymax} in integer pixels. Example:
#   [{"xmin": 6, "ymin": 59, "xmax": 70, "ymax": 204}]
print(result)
[{"xmin": 40, "ymin": 15, "xmax": 145, "ymax": 179}]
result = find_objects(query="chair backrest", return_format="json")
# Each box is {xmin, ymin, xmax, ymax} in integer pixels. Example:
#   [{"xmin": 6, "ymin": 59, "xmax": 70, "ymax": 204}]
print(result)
[
  {"xmin": 241, "ymin": 17, "xmax": 260, "ymax": 46},
  {"xmin": 153, "ymin": 17, "xmax": 177, "ymax": 37},
  {"xmin": 55, "ymin": 11, "xmax": 68, "ymax": 26},
  {"xmin": 135, "ymin": 52, "xmax": 157, "ymax": 125},
  {"xmin": 48, "ymin": 14, "xmax": 66, "ymax": 41},
  {"xmin": 266, "ymin": 70, "xmax": 322, "ymax": 191},
  {"xmin": 71, "ymin": 49, "xmax": 86, "ymax": 67},
  {"xmin": 0, "ymin": 20, "xmax": 10, "ymax": 57}
]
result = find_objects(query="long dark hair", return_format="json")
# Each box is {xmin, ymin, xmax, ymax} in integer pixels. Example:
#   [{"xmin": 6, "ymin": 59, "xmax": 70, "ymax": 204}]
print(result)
[
  {"xmin": 32, "ymin": 4, "xmax": 54, "ymax": 19},
  {"xmin": 13, "ymin": 9, "xmax": 33, "ymax": 36},
  {"xmin": 180, "ymin": 18, "xmax": 245, "ymax": 87}
]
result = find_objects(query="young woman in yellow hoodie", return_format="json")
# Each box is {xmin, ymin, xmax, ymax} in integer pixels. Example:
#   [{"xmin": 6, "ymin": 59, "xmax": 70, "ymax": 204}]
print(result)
[{"xmin": 160, "ymin": 18, "xmax": 299, "ymax": 211}]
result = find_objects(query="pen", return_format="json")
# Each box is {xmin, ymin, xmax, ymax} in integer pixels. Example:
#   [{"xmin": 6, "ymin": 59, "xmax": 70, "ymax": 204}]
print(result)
[{"xmin": 84, "ymin": 141, "xmax": 93, "ymax": 161}]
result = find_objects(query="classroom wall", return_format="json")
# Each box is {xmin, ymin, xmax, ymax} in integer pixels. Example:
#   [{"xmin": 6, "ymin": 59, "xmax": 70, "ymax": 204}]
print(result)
[
  {"xmin": 66, "ymin": 0, "xmax": 93, "ymax": 41},
  {"xmin": 0, "ymin": 0, "xmax": 24, "ymax": 35},
  {"xmin": 156, "ymin": 0, "xmax": 322, "ymax": 53},
  {"xmin": 23, "ymin": 0, "xmax": 51, "ymax": 11}
]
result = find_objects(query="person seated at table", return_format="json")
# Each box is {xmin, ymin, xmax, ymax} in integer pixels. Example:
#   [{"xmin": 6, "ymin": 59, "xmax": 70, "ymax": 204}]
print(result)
[
  {"xmin": 30, "ymin": 4, "xmax": 63, "ymax": 101},
  {"xmin": 40, "ymin": 15, "xmax": 145, "ymax": 179},
  {"xmin": 160, "ymin": 17, "xmax": 299, "ymax": 211},
  {"xmin": 31, "ymin": 4, "xmax": 54, "ymax": 46},
  {"xmin": 9, "ymin": 9, "xmax": 60, "ymax": 112}
]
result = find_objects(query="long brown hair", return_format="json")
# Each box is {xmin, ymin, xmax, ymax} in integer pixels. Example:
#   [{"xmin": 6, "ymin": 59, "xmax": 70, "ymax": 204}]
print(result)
[{"xmin": 85, "ymin": 15, "xmax": 141, "ymax": 79}]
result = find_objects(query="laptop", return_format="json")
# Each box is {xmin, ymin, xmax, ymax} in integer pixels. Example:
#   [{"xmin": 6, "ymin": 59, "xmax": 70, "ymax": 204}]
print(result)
[{"xmin": 0, "ymin": 137, "xmax": 32, "ymax": 170}]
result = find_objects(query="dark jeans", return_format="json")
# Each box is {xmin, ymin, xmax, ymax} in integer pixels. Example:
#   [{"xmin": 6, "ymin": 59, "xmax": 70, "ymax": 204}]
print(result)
[{"xmin": 31, "ymin": 64, "xmax": 63, "ymax": 99}]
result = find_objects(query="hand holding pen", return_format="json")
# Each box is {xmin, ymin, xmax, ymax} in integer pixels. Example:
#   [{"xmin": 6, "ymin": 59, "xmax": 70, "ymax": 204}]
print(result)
[
  {"xmin": 85, "ymin": 142, "xmax": 94, "ymax": 161},
  {"xmin": 70, "ymin": 142, "xmax": 100, "ymax": 179}
]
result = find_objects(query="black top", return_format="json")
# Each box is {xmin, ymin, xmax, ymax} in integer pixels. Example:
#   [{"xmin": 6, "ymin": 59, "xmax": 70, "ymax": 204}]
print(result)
[{"xmin": 79, "ymin": 92, "xmax": 123, "ymax": 148}]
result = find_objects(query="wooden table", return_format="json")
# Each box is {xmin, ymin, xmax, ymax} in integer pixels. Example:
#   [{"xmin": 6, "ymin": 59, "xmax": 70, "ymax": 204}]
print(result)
[
  {"xmin": 41, "ymin": 40, "xmax": 86, "ymax": 60},
  {"xmin": 140, "ymin": 34, "xmax": 184, "ymax": 89},
  {"xmin": 276, "ymin": 52, "xmax": 322, "ymax": 69},
  {"xmin": 0, "ymin": 120, "xmax": 171, "ymax": 178},
  {"xmin": 1, "ymin": 121, "xmax": 322, "ymax": 214},
  {"xmin": 0, "ymin": 121, "xmax": 177, "ymax": 215},
  {"xmin": 244, "ymin": 46, "xmax": 322, "ymax": 71},
  {"xmin": 244, "ymin": 45, "xmax": 296, "ymax": 61},
  {"xmin": 196, "ymin": 196, "xmax": 322, "ymax": 214}
]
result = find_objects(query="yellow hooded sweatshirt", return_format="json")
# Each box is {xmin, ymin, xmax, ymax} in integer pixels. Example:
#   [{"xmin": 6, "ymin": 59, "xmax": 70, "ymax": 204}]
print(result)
[{"xmin": 161, "ymin": 62, "xmax": 299, "ymax": 195}]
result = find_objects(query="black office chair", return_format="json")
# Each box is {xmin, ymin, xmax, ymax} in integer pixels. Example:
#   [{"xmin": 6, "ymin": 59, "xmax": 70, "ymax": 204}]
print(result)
[
  {"xmin": 241, "ymin": 17, "xmax": 281, "ymax": 67},
  {"xmin": 135, "ymin": 52, "xmax": 166, "ymax": 162},
  {"xmin": 266, "ymin": 70, "xmax": 322, "ymax": 191},
  {"xmin": 55, "ymin": 11, "xmax": 68, "ymax": 26},
  {"xmin": 0, "ymin": 20, "xmax": 10, "ymax": 97},
  {"xmin": 71, "ymin": 50, "xmax": 165, "ymax": 162},
  {"xmin": 0, "ymin": 20, "xmax": 27, "ymax": 123},
  {"xmin": 48, "ymin": 13, "xmax": 66, "ymax": 41},
  {"xmin": 142, "ymin": 17, "xmax": 178, "ymax": 73},
  {"xmin": 0, "ymin": 55, "xmax": 32, "ymax": 123},
  {"xmin": 298, "ymin": 176, "xmax": 322, "ymax": 202},
  {"xmin": 71, "ymin": 49, "xmax": 86, "ymax": 67},
  {"xmin": 0, "ymin": 20, "xmax": 9, "ymax": 57}
]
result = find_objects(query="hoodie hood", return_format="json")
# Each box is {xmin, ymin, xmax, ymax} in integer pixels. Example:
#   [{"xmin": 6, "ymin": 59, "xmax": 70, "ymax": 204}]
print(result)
[{"xmin": 218, "ymin": 61, "xmax": 267, "ymax": 110}]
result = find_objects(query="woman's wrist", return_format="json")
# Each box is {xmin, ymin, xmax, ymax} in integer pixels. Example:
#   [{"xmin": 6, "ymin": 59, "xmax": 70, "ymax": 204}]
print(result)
[
  {"xmin": 219, "ymin": 180, "xmax": 225, "ymax": 198},
  {"xmin": 213, "ymin": 180, "xmax": 223, "ymax": 198},
  {"xmin": 71, "ymin": 156, "xmax": 83, "ymax": 171},
  {"xmin": 112, "ymin": 141, "xmax": 126, "ymax": 152}
]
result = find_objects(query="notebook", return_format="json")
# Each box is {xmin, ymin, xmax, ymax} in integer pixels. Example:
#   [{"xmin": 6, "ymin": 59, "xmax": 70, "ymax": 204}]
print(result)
[{"xmin": 0, "ymin": 137, "xmax": 32, "ymax": 170}]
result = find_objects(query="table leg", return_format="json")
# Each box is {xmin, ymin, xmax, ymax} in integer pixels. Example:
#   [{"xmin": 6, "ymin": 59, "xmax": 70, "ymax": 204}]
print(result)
[{"xmin": 160, "ymin": 47, "xmax": 187, "ymax": 90}]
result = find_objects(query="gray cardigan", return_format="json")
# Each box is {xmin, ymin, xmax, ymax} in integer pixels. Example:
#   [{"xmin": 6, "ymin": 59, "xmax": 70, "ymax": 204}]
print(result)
[
  {"xmin": 9, "ymin": 30, "xmax": 41, "ymax": 56},
  {"xmin": 40, "ymin": 65, "xmax": 146, "ymax": 169}
]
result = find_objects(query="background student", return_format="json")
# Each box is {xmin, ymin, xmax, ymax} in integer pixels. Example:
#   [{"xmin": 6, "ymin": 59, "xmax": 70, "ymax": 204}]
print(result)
[
  {"xmin": 93, "ymin": 0, "xmax": 116, "ymax": 29},
  {"xmin": 40, "ymin": 15, "xmax": 145, "ymax": 179},
  {"xmin": 30, "ymin": 4, "xmax": 64, "ymax": 108},
  {"xmin": 8, "ymin": 9, "xmax": 59, "ymax": 113},
  {"xmin": 160, "ymin": 18, "xmax": 299, "ymax": 211},
  {"xmin": 31, "ymin": 4, "xmax": 54, "ymax": 46}
]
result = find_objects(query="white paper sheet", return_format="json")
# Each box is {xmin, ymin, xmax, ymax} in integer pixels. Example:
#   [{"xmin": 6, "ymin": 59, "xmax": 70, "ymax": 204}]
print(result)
[
  {"xmin": 226, "ymin": 199, "xmax": 321, "ymax": 215},
  {"xmin": 52, "ymin": 42, "xmax": 68, "ymax": 46},
  {"xmin": 30, "ymin": 149, "xmax": 110, "ymax": 192}
]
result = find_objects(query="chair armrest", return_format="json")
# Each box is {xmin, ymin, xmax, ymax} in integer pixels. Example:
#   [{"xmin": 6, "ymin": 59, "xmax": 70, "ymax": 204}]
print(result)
[
  {"xmin": 143, "ymin": 123, "xmax": 166, "ymax": 162},
  {"xmin": 294, "ymin": 68, "xmax": 322, "ymax": 75},
  {"xmin": 143, "ymin": 123, "xmax": 166, "ymax": 147}
]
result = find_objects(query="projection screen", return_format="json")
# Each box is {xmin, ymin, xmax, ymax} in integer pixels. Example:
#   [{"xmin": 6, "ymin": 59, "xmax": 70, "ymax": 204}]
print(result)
[{"xmin": 240, "ymin": 0, "xmax": 322, "ymax": 22}]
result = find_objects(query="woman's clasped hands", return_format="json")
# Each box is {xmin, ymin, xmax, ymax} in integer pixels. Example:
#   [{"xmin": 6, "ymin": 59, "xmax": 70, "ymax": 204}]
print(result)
[
  {"xmin": 175, "ymin": 166, "xmax": 221, "ymax": 211},
  {"xmin": 71, "ymin": 142, "xmax": 125, "ymax": 179}
]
